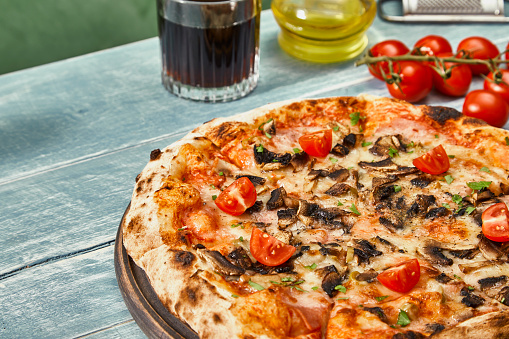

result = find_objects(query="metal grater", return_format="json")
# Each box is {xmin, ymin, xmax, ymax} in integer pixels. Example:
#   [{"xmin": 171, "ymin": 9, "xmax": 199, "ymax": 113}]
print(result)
[{"xmin": 378, "ymin": 0, "xmax": 509, "ymax": 22}]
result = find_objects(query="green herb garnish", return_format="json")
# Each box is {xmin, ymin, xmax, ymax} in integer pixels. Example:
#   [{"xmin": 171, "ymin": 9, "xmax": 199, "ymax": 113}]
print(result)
[
  {"xmin": 444, "ymin": 175, "xmax": 454, "ymax": 184},
  {"xmin": 337, "ymin": 297, "xmax": 349, "ymax": 300},
  {"xmin": 265, "ymin": 132, "xmax": 272, "ymax": 139},
  {"xmin": 256, "ymin": 144, "xmax": 264, "ymax": 153},
  {"xmin": 231, "ymin": 294, "xmax": 239, "ymax": 298},
  {"xmin": 448, "ymin": 155, "xmax": 455, "ymax": 159},
  {"xmin": 312, "ymin": 286, "xmax": 319, "ymax": 291},
  {"xmin": 349, "ymin": 203, "xmax": 361, "ymax": 215},
  {"xmin": 375, "ymin": 295, "xmax": 389, "ymax": 302},
  {"xmin": 397, "ymin": 310, "xmax": 411, "ymax": 327},
  {"xmin": 465, "ymin": 206, "xmax": 476, "ymax": 215},
  {"xmin": 337, "ymin": 201, "xmax": 343, "ymax": 206},
  {"xmin": 333, "ymin": 126, "xmax": 339, "ymax": 131},
  {"xmin": 293, "ymin": 148, "xmax": 301, "ymax": 154},
  {"xmin": 330, "ymin": 157, "xmax": 338, "ymax": 163},
  {"xmin": 480, "ymin": 166, "xmax": 491, "ymax": 173},
  {"xmin": 362, "ymin": 141, "xmax": 372, "ymax": 147},
  {"xmin": 334, "ymin": 285, "xmax": 347, "ymax": 293},
  {"xmin": 212, "ymin": 195, "xmax": 217, "ymax": 200},
  {"xmin": 452, "ymin": 194, "xmax": 463, "ymax": 205},
  {"xmin": 442, "ymin": 203, "xmax": 451, "ymax": 209},
  {"xmin": 350, "ymin": 112, "xmax": 365, "ymax": 126},
  {"xmin": 505, "ymin": 136, "xmax": 509, "ymax": 145},
  {"xmin": 467, "ymin": 181, "xmax": 492, "ymax": 191},
  {"xmin": 248, "ymin": 280, "xmax": 265, "ymax": 291},
  {"xmin": 388, "ymin": 147, "xmax": 399, "ymax": 157},
  {"xmin": 394, "ymin": 185, "xmax": 402, "ymax": 193},
  {"xmin": 304, "ymin": 263, "xmax": 317, "ymax": 270}
]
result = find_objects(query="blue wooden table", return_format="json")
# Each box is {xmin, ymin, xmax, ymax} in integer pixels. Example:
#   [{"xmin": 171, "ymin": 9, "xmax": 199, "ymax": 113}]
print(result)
[{"xmin": 1, "ymin": 8, "xmax": 509, "ymax": 338}]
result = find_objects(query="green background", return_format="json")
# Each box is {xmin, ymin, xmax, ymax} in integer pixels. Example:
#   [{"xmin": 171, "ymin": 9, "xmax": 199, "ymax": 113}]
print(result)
[{"xmin": 0, "ymin": 0, "xmax": 272, "ymax": 75}]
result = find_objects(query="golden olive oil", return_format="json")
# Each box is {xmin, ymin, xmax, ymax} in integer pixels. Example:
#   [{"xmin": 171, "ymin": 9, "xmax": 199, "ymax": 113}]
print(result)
[{"xmin": 272, "ymin": 0, "xmax": 376, "ymax": 63}]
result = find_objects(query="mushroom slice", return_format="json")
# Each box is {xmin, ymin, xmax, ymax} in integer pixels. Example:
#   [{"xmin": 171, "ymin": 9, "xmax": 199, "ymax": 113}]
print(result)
[
  {"xmin": 343, "ymin": 134, "xmax": 357, "ymax": 149},
  {"xmin": 318, "ymin": 265, "xmax": 348, "ymax": 298},
  {"xmin": 277, "ymin": 208, "xmax": 297, "ymax": 228},
  {"xmin": 372, "ymin": 175, "xmax": 398, "ymax": 188},
  {"xmin": 359, "ymin": 157, "xmax": 396, "ymax": 170},
  {"xmin": 253, "ymin": 144, "xmax": 292, "ymax": 170},
  {"xmin": 328, "ymin": 168, "xmax": 350, "ymax": 182},
  {"xmin": 369, "ymin": 135, "xmax": 407, "ymax": 157},
  {"xmin": 373, "ymin": 184, "xmax": 398, "ymax": 204},
  {"xmin": 410, "ymin": 175, "xmax": 435, "ymax": 188},
  {"xmin": 425, "ymin": 207, "xmax": 450, "ymax": 220},
  {"xmin": 418, "ymin": 241, "xmax": 453, "ymax": 266},
  {"xmin": 472, "ymin": 189, "xmax": 497, "ymax": 206},
  {"xmin": 331, "ymin": 143, "xmax": 350, "ymax": 157},
  {"xmin": 290, "ymin": 152, "xmax": 310, "ymax": 172},
  {"xmin": 227, "ymin": 247, "xmax": 253, "ymax": 270},
  {"xmin": 260, "ymin": 118, "xmax": 276, "ymax": 136},
  {"xmin": 199, "ymin": 249, "xmax": 245, "ymax": 276},
  {"xmin": 379, "ymin": 216, "xmax": 404, "ymax": 232},
  {"xmin": 307, "ymin": 168, "xmax": 330, "ymax": 181},
  {"xmin": 458, "ymin": 260, "xmax": 506, "ymax": 274},
  {"xmin": 325, "ymin": 183, "xmax": 355, "ymax": 197},
  {"xmin": 497, "ymin": 286, "xmax": 509, "ymax": 306},
  {"xmin": 266, "ymin": 187, "xmax": 287, "ymax": 210},
  {"xmin": 353, "ymin": 269, "xmax": 379, "ymax": 283},
  {"xmin": 479, "ymin": 235, "xmax": 509, "ymax": 261},
  {"xmin": 236, "ymin": 174, "xmax": 266, "ymax": 186},
  {"xmin": 478, "ymin": 275, "xmax": 508, "ymax": 296}
]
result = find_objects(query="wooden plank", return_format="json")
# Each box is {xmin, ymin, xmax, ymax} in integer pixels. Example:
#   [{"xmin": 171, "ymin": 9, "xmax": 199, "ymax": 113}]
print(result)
[
  {"xmin": 2, "ymin": 11, "xmax": 508, "ymax": 183},
  {"xmin": 0, "ymin": 246, "xmax": 136, "ymax": 338},
  {"xmin": 0, "ymin": 137, "xmax": 173, "ymax": 275},
  {"xmin": 76, "ymin": 320, "xmax": 146, "ymax": 339}
]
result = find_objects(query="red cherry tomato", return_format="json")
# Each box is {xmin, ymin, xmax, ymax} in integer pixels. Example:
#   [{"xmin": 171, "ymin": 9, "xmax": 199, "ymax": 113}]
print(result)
[
  {"xmin": 368, "ymin": 40, "xmax": 410, "ymax": 81},
  {"xmin": 250, "ymin": 227, "xmax": 296, "ymax": 266},
  {"xmin": 412, "ymin": 145, "xmax": 450, "ymax": 175},
  {"xmin": 431, "ymin": 53, "xmax": 472, "ymax": 97},
  {"xmin": 386, "ymin": 61, "xmax": 433, "ymax": 103},
  {"xmin": 506, "ymin": 41, "xmax": 509, "ymax": 65},
  {"xmin": 462, "ymin": 89, "xmax": 509, "ymax": 128},
  {"xmin": 377, "ymin": 259, "xmax": 421, "ymax": 293},
  {"xmin": 457, "ymin": 37, "xmax": 500, "ymax": 75},
  {"xmin": 414, "ymin": 35, "xmax": 452, "ymax": 57},
  {"xmin": 482, "ymin": 202, "xmax": 509, "ymax": 242},
  {"xmin": 484, "ymin": 69, "xmax": 509, "ymax": 105},
  {"xmin": 214, "ymin": 177, "xmax": 256, "ymax": 216},
  {"xmin": 298, "ymin": 129, "xmax": 333, "ymax": 157}
]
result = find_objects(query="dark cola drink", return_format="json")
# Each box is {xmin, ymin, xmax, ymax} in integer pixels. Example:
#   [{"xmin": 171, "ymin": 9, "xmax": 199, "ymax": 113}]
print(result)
[{"xmin": 157, "ymin": 0, "xmax": 261, "ymax": 102}]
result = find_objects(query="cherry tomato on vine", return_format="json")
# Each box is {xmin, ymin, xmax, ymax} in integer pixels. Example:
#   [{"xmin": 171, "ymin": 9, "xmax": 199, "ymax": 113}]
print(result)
[
  {"xmin": 386, "ymin": 61, "xmax": 433, "ymax": 102},
  {"xmin": 413, "ymin": 35, "xmax": 452, "ymax": 57},
  {"xmin": 484, "ymin": 69, "xmax": 509, "ymax": 104},
  {"xmin": 298, "ymin": 129, "xmax": 333, "ymax": 157},
  {"xmin": 215, "ymin": 177, "xmax": 256, "ymax": 216},
  {"xmin": 377, "ymin": 259, "xmax": 421, "ymax": 293},
  {"xmin": 462, "ymin": 89, "xmax": 509, "ymax": 128},
  {"xmin": 412, "ymin": 145, "xmax": 450, "ymax": 175},
  {"xmin": 250, "ymin": 227, "xmax": 296, "ymax": 266},
  {"xmin": 368, "ymin": 40, "xmax": 410, "ymax": 81},
  {"xmin": 482, "ymin": 202, "xmax": 509, "ymax": 242},
  {"xmin": 431, "ymin": 53, "xmax": 472, "ymax": 97},
  {"xmin": 457, "ymin": 37, "xmax": 500, "ymax": 75}
]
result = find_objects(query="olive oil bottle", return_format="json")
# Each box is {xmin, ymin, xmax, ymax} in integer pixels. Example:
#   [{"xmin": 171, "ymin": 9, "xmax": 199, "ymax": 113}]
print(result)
[{"xmin": 272, "ymin": 0, "xmax": 376, "ymax": 63}]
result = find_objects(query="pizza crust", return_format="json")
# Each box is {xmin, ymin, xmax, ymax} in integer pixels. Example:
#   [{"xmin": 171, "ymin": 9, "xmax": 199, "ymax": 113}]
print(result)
[{"xmin": 122, "ymin": 95, "xmax": 509, "ymax": 338}]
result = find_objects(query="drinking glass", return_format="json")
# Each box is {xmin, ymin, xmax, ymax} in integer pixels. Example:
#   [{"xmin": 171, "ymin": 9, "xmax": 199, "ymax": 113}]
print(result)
[{"xmin": 157, "ymin": 0, "xmax": 261, "ymax": 102}]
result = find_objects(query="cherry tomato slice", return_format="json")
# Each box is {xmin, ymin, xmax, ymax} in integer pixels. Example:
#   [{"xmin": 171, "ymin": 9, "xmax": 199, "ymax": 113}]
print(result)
[
  {"xmin": 377, "ymin": 259, "xmax": 421, "ymax": 293},
  {"xmin": 250, "ymin": 227, "xmax": 296, "ymax": 266},
  {"xmin": 368, "ymin": 40, "xmax": 410, "ymax": 81},
  {"xmin": 386, "ymin": 61, "xmax": 433, "ymax": 103},
  {"xmin": 457, "ymin": 37, "xmax": 500, "ymax": 75},
  {"xmin": 412, "ymin": 145, "xmax": 450, "ymax": 175},
  {"xmin": 484, "ymin": 69, "xmax": 509, "ymax": 105},
  {"xmin": 462, "ymin": 89, "xmax": 509, "ymax": 128},
  {"xmin": 432, "ymin": 52, "xmax": 472, "ymax": 97},
  {"xmin": 413, "ymin": 35, "xmax": 452, "ymax": 57},
  {"xmin": 214, "ymin": 177, "xmax": 256, "ymax": 216},
  {"xmin": 298, "ymin": 129, "xmax": 333, "ymax": 157},
  {"xmin": 482, "ymin": 202, "xmax": 509, "ymax": 242}
]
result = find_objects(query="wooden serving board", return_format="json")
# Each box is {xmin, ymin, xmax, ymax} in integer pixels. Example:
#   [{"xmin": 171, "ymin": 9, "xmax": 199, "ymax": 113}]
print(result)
[{"xmin": 114, "ymin": 204, "xmax": 199, "ymax": 339}]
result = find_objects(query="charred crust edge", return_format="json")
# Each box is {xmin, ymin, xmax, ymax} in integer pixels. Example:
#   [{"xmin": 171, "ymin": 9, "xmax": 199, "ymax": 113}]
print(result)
[{"xmin": 423, "ymin": 106, "xmax": 462, "ymax": 125}]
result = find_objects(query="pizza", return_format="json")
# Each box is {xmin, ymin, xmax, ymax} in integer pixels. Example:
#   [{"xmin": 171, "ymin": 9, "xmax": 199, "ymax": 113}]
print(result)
[{"xmin": 122, "ymin": 95, "xmax": 509, "ymax": 338}]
